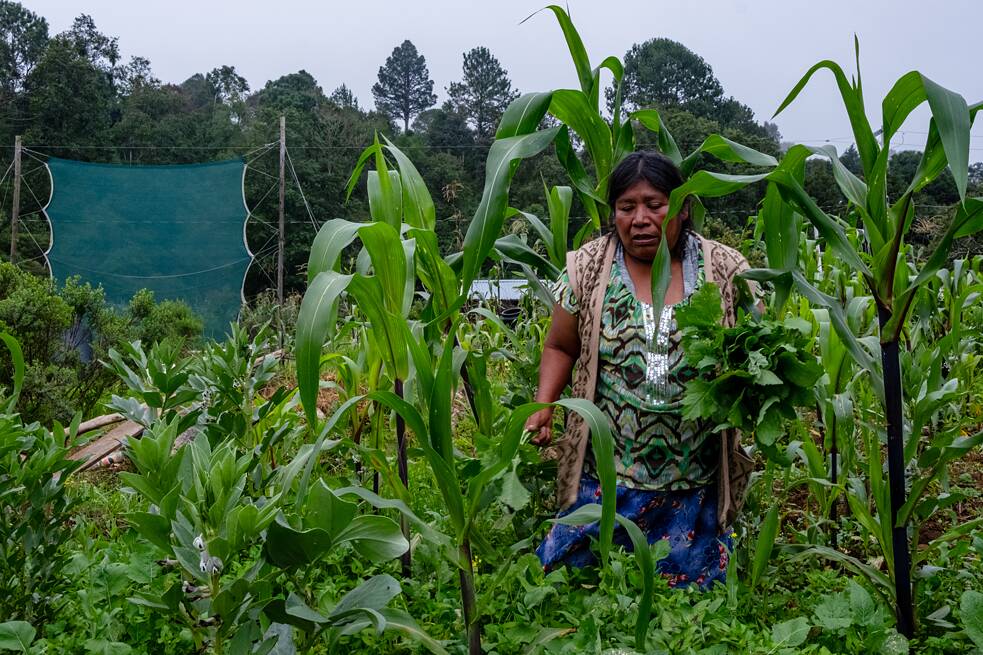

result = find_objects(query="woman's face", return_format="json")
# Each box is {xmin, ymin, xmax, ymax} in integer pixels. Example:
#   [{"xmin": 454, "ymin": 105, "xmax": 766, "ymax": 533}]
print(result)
[{"xmin": 613, "ymin": 179, "xmax": 685, "ymax": 262}]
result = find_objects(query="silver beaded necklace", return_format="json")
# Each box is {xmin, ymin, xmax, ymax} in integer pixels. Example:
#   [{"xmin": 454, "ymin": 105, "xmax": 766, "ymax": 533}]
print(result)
[{"xmin": 616, "ymin": 232, "xmax": 700, "ymax": 404}]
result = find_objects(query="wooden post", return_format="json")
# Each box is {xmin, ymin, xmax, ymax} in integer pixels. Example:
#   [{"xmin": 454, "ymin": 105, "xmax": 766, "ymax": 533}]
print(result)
[
  {"xmin": 277, "ymin": 116, "xmax": 286, "ymax": 305},
  {"xmin": 9, "ymin": 136, "xmax": 22, "ymax": 263}
]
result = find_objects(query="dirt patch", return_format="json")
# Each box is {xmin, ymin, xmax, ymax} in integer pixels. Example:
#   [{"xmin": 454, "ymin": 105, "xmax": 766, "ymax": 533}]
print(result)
[{"xmin": 918, "ymin": 446, "xmax": 983, "ymax": 546}]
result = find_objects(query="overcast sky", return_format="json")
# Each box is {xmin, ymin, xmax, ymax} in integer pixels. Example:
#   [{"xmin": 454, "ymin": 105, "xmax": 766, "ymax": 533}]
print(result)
[{"xmin": 24, "ymin": 0, "xmax": 983, "ymax": 162}]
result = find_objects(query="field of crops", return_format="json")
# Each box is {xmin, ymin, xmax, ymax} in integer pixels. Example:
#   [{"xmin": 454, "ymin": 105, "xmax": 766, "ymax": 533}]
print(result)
[{"xmin": 2, "ymin": 6, "xmax": 983, "ymax": 654}]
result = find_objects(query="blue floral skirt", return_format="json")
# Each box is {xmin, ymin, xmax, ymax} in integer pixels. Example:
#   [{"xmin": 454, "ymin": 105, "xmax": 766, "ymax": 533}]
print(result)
[{"xmin": 536, "ymin": 476, "xmax": 731, "ymax": 589}]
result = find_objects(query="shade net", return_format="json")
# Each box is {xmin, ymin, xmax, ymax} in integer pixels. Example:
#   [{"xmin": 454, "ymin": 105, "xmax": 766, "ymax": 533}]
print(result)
[{"xmin": 45, "ymin": 158, "xmax": 251, "ymax": 339}]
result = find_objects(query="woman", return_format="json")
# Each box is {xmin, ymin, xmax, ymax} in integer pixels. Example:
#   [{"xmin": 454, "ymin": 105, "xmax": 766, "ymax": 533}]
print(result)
[{"xmin": 524, "ymin": 151, "xmax": 754, "ymax": 588}]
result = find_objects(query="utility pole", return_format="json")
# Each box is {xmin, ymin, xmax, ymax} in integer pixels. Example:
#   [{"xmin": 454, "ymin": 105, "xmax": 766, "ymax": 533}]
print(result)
[
  {"xmin": 277, "ymin": 116, "xmax": 286, "ymax": 306},
  {"xmin": 9, "ymin": 136, "xmax": 22, "ymax": 263}
]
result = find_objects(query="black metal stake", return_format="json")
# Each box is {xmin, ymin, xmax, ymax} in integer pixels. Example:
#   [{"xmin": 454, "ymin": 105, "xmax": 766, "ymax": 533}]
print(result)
[
  {"xmin": 394, "ymin": 378, "xmax": 411, "ymax": 578},
  {"xmin": 878, "ymin": 307, "xmax": 914, "ymax": 638},
  {"xmin": 816, "ymin": 401, "xmax": 838, "ymax": 550}
]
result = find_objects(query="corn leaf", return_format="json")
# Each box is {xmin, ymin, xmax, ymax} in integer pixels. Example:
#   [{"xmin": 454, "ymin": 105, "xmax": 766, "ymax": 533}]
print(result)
[
  {"xmin": 631, "ymin": 108, "xmax": 682, "ymax": 166},
  {"xmin": 773, "ymin": 59, "xmax": 879, "ymax": 175},
  {"xmin": 358, "ymin": 222, "xmax": 407, "ymax": 316},
  {"xmin": 802, "ymin": 145, "xmax": 868, "ymax": 211},
  {"xmin": 907, "ymin": 102, "xmax": 980, "ymax": 197},
  {"xmin": 493, "ymin": 234, "xmax": 561, "ymax": 280},
  {"xmin": 348, "ymin": 275, "xmax": 409, "ymax": 380},
  {"xmin": 921, "ymin": 75, "xmax": 971, "ymax": 200},
  {"xmin": 679, "ymin": 134, "xmax": 778, "ymax": 179},
  {"xmin": 407, "ymin": 228, "xmax": 459, "ymax": 317},
  {"xmin": 549, "ymin": 89, "xmax": 613, "ymax": 189},
  {"xmin": 381, "ymin": 135, "xmax": 435, "ymax": 230},
  {"xmin": 556, "ymin": 397, "xmax": 616, "ymax": 564},
  {"xmin": 751, "ymin": 504, "xmax": 781, "ymax": 587},
  {"xmin": 296, "ymin": 271, "xmax": 354, "ymax": 426},
  {"xmin": 881, "ymin": 71, "xmax": 926, "ymax": 143},
  {"xmin": 537, "ymin": 5, "xmax": 593, "ymax": 95},
  {"xmin": 367, "ymin": 169, "xmax": 402, "ymax": 230},
  {"xmin": 513, "ymin": 208, "xmax": 558, "ymax": 266},
  {"xmin": 459, "ymin": 127, "xmax": 560, "ymax": 295},
  {"xmin": 547, "ymin": 185, "xmax": 573, "ymax": 268},
  {"xmin": 367, "ymin": 390, "xmax": 466, "ymax": 535},
  {"xmin": 307, "ymin": 219, "xmax": 363, "ymax": 283},
  {"xmin": 496, "ymin": 92, "xmax": 553, "ymax": 139}
]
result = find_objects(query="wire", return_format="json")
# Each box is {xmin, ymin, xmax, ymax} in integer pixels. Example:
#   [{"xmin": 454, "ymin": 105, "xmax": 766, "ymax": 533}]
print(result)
[
  {"xmin": 248, "ymin": 180, "xmax": 280, "ymax": 215},
  {"xmin": 245, "ymin": 143, "xmax": 277, "ymax": 166},
  {"xmin": 248, "ymin": 253, "xmax": 277, "ymax": 288},
  {"xmin": 244, "ymin": 142, "xmax": 278, "ymax": 159},
  {"xmin": 11, "ymin": 208, "xmax": 44, "ymax": 222},
  {"xmin": 18, "ymin": 220, "xmax": 48, "ymax": 261},
  {"xmin": 5, "ymin": 142, "xmax": 499, "ymax": 152},
  {"xmin": 45, "ymin": 255, "xmax": 254, "ymax": 279},
  {"xmin": 21, "ymin": 163, "xmax": 46, "ymax": 178},
  {"xmin": 23, "ymin": 144, "xmax": 272, "ymax": 151},
  {"xmin": 247, "ymin": 167, "xmax": 277, "ymax": 181},
  {"xmin": 252, "ymin": 232, "xmax": 278, "ymax": 257},
  {"xmin": 22, "ymin": 148, "xmax": 48, "ymax": 165},
  {"xmin": 285, "ymin": 146, "xmax": 319, "ymax": 230},
  {"xmin": 20, "ymin": 173, "xmax": 48, "ymax": 215}
]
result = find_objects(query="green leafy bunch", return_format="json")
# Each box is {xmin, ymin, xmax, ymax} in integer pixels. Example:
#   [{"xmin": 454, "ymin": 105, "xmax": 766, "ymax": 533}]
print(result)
[{"xmin": 675, "ymin": 282, "xmax": 822, "ymax": 457}]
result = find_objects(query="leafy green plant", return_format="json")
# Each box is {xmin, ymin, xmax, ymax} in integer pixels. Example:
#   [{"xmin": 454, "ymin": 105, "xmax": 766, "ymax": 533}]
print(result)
[
  {"xmin": 0, "ymin": 622, "xmax": 37, "ymax": 653},
  {"xmin": 122, "ymin": 415, "xmax": 418, "ymax": 653},
  {"xmin": 126, "ymin": 288, "xmax": 203, "ymax": 349},
  {"xmin": 293, "ymin": 100, "xmax": 629, "ymax": 653},
  {"xmin": 0, "ymin": 333, "xmax": 84, "ymax": 628},
  {"xmin": 190, "ymin": 322, "xmax": 300, "ymax": 460},
  {"xmin": 103, "ymin": 339, "xmax": 202, "ymax": 433},
  {"xmin": 675, "ymin": 282, "xmax": 823, "ymax": 458}
]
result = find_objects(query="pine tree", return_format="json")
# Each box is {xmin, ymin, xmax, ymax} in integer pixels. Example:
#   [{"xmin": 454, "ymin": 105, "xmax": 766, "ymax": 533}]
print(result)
[
  {"xmin": 371, "ymin": 39, "xmax": 436, "ymax": 133},
  {"xmin": 328, "ymin": 84, "xmax": 359, "ymax": 111},
  {"xmin": 447, "ymin": 46, "xmax": 517, "ymax": 140}
]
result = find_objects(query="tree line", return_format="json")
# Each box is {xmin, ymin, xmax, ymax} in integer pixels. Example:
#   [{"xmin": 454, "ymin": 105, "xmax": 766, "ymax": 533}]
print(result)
[{"xmin": 0, "ymin": 2, "xmax": 977, "ymax": 296}]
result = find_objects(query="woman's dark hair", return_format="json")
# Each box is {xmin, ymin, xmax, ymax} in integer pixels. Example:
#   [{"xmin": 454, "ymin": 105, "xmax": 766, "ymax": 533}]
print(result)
[{"xmin": 607, "ymin": 151, "xmax": 684, "ymax": 208}]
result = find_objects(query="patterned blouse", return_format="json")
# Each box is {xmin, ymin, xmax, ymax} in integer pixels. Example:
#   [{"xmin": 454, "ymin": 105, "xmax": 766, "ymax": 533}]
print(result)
[{"xmin": 553, "ymin": 231, "xmax": 719, "ymax": 490}]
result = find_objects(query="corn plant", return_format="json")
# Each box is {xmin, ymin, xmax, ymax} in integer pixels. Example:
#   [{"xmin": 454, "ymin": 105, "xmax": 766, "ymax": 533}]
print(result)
[
  {"xmin": 666, "ymin": 43, "xmax": 982, "ymax": 635},
  {"xmin": 321, "ymin": 373, "xmax": 616, "ymax": 654},
  {"xmin": 525, "ymin": 5, "xmax": 778, "ymax": 255},
  {"xmin": 292, "ymin": 105, "xmax": 627, "ymax": 653}
]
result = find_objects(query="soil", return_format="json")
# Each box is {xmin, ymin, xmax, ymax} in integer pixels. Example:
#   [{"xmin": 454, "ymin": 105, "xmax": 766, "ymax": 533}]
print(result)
[
  {"xmin": 772, "ymin": 426, "xmax": 983, "ymax": 553},
  {"xmin": 918, "ymin": 446, "xmax": 983, "ymax": 545}
]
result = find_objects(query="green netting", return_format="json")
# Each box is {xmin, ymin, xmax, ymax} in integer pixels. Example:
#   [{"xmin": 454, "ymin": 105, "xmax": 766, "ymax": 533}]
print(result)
[{"xmin": 45, "ymin": 157, "xmax": 251, "ymax": 339}]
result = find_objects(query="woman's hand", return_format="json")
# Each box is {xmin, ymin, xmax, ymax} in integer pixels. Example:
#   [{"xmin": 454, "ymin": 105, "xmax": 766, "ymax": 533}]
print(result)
[{"xmin": 524, "ymin": 406, "xmax": 555, "ymax": 447}]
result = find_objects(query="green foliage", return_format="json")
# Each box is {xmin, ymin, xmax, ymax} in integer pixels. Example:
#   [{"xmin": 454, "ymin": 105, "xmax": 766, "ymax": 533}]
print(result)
[
  {"xmin": 0, "ymin": 0, "xmax": 48, "ymax": 150},
  {"xmin": 0, "ymin": 263, "xmax": 203, "ymax": 424},
  {"xmin": 237, "ymin": 290, "xmax": 301, "ymax": 344},
  {"xmin": 126, "ymin": 289, "xmax": 203, "ymax": 348},
  {"xmin": 0, "ymin": 621, "xmax": 36, "ymax": 652},
  {"xmin": 3, "ymin": 4, "xmax": 983, "ymax": 653},
  {"xmin": 0, "ymin": 335, "xmax": 84, "ymax": 627},
  {"xmin": 676, "ymin": 282, "xmax": 823, "ymax": 455},
  {"xmin": 962, "ymin": 590, "xmax": 983, "ymax": 650}
]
